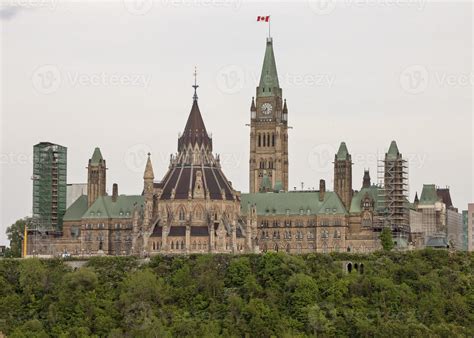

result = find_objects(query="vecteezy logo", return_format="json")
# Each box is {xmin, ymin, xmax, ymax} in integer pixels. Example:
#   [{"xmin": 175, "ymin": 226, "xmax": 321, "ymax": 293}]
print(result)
[
  {"xmin": 123, "ymin": 0, "xmax": 153, "ymax": 15},
  {"xmin": 400, "ymin": 65, "xmax": 429, "ymax": 94},
  {"xmin": 31, "ymin": 64, "xmax": 61, "ymax": 94},
  {"xmin": 307, "ymin": 144, "xmax": 336, "ymax": 173},
  {"xmin": 124, "ymin": 143, "xmax": 152, "ymax": 173},
  {"xmin": 215, "ymin": 65, "xmax": 245, "ymax": 94},
  {"xmin": 307, "ymin": 0, "xmax": 336, "ymax": 15}
]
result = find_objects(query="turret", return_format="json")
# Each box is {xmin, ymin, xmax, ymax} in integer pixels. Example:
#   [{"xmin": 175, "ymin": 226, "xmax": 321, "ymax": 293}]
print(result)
[
  {"xmin": 87, "ymin": 147, "xmax": 106, "ymax": 207},
  {"xmin": 334, "ymin": 142, "xmax": 353, "ymax": 209}
]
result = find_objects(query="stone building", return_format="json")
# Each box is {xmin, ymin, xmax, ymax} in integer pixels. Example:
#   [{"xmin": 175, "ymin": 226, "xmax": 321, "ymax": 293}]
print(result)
[{"xmin": 31, "ymin": 36, "xmax": 462, "ymax": 256}]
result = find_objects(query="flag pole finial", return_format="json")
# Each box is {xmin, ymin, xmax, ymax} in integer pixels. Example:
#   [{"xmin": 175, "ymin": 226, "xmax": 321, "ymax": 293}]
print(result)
[{"xmin": 192, "ymin": 66, "xmax": 199, "ymax": 101}]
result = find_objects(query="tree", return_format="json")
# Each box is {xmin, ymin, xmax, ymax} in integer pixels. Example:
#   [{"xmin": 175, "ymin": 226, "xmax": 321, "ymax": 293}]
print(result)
[
  {"xmin": 5, "ymin": 218, "xmax": 30, "ymax": 258},
  {"xmin": 380, "ymin": 227, "xmax": 395, "ymax": 251}
]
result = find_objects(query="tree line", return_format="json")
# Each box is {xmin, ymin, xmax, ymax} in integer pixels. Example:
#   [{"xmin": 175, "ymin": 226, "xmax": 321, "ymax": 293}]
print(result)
[{"xmin": 0, "ymin": 250, "xmax": 472, "ymax": 337}]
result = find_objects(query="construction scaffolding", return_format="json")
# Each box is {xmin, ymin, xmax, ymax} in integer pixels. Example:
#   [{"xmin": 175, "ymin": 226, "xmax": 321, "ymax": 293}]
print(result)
[
  {"xmin": 32, "ymin": 142, "xmax": 67, "ymax": 231},
  {"xmin": 377, "ymin": 150, "xmax": 410, "ymax": 241}
]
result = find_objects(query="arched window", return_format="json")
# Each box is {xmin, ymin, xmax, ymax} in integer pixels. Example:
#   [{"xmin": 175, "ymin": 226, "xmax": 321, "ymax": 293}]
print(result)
[
  {"xmin": 171, "ymin": 241, "xmax": 174, "ymax": 250},
  {"xmin": 152, "ymin": 242, "xmax": 155, "ymax": 250},
  {"xmin": 258, "ymin": 133, "xmax": 261, "ymax": 147},
  {"xmin": 263, "ymin": 134, "xmax": 266, "ymax": 147},
  {"xmin": 272, "ymin": 133, "xmax": 275, "ymax": 146},
  {"xmin": 267, "ymin": 133, "xmax": 270, "ymax": 147},
  {"xmin": 181, "ymin": 241, "xmax": 185, "ymax": 250},
  {"xmin": 179, "ymin": 208, "xmax": 186, "ymax": 221}
]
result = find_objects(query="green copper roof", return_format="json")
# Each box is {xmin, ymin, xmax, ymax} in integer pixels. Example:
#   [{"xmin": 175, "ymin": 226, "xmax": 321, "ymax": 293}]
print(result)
[
  {"xmin": 386, "ymin": 141, "xmax": 400, "ymax": 160},
  {"xmin": 419, "ymin": 184, "xmax": 440, "ymax": 205},
  {"xmin": 240, "ymin": 191, "xmax": 347, "ymax": 216},
  {"xmin": 349, "ymin": 185, "xmax": 383, "ymax": 214},
  {"xmin": 336, "ymin": 142, "xmax": 350, "ymax": 160},
  {"xmin": 90, "ymin": 147, "xmax": 104, "ymax": 165},
  {"xmin": 257, "ymin": 38, "xmax": 280, "ymax": 97},
  {"xmin": 83, "ymin": 195, "xmax": 145, "ymax": 219},
  {"xmin": 63, "ymin": 195, "xmax": 88, "ymax": 221}
]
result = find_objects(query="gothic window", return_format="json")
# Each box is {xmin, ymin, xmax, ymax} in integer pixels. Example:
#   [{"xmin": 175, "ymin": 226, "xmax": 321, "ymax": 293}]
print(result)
[
  {"xmin": 152, "ymin": 242, "xmax": 156, "ymax": 250},
  {"xmin": 263, "ymin": 134, "xmax": 266, "ymax": 147},
  {"xmin": 334, "ymin": 230, "xmax": 341, "ymax": 239},
  {"xmin": 272, "ymin": 134, "xmax": 275, "ymax": 147},
  {"xmin": 274, "ymin": 243, "xmax": 278, "ymax": 252},
  {"xmin": 179, "ymin": 208, "xmax": 186, "ymax": 221},
  {"xmin": 171, "ymin": 241, "xmax": 174, "ymax": 250},
  {"xmin": 322, "ymin": 230, "xmax": 329, "ymax": 239},
  {"xmin": 258, "ymin": 134, "xmax": 261, "ymax": 147},
  {"xmin": 267, "ymin": 134, "xmax": 270, "ymax": 146}
]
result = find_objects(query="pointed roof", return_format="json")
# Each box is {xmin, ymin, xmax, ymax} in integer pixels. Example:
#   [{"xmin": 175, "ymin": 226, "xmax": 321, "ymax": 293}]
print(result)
[
  {"xmin": 90, "ymin": 147, "xmax": 103, "ymax": 165},
  {"xmin": 258, "ymin": 38, "xmax": 280, "ymax": 97},
  {"xmin": 362, "ymin": 170, "xmax": 371, "ymax": 188},
  {"xmin": 336, "ymin": 142, "xmax": 350, "ymax": 160},
  {"xmin": 178, "ymin": 99, "xmax": 212, "ymax": 151},
  {"xmin": 414, "ymin": 192, "xmax": 419, "ymax": 203},
  {"xmin": 386, "ymin": 140, "xmax": 400, "ymax": 160},
  {"xmin": 143, "ymin": 153, "xmax": 154, "ymax": 180},
  {"xmin": 419, "ymin": 184, "xmax": 440, "ymax": 205}
]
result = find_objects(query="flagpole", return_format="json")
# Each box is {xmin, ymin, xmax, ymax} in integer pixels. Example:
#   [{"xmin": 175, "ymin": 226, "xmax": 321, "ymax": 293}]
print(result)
[{"xmin": 268, "ymin": 17, "xmax": 271, "ymax": 38}]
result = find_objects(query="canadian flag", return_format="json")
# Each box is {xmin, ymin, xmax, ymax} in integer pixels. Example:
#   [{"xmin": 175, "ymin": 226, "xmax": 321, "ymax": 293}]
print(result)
[{"xmin": 257, "ymin": 16, "xmax": 270, "ymax": 22}]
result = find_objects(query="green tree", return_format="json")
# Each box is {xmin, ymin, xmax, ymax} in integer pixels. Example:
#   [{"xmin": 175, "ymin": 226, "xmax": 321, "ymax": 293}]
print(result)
[
  {"xmin": 5, "ymin": 218, "xmax": 30, "ymax": 258},
  {"xmin": 380, "ymin": 227, "xmax": 395, "ymax": 251}
]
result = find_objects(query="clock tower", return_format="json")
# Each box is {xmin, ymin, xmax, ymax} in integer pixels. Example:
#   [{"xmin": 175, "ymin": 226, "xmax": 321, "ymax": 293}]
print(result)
[{"xmin": 249, "ymin": 37, "xmax": 289, "ymax": 193}]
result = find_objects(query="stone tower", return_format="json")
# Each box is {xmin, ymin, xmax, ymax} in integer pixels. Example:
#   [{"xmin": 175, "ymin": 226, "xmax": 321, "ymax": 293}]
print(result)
[
  {"xmin": 334, "ymin": 142, "xmax": 352, "ymax": 209},
  {"xmin": 87, "ymin": 147, "xmax": 106, "ymax": 207},
  {"xmin": 249, "ymin": 37, "xmax": 289, "ymax": 193}
]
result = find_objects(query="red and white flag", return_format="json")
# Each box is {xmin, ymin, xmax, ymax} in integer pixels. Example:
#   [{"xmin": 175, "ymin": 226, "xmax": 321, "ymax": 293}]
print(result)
[{"xmin": 257, "ymin": 16, "xmax": 270, "ymax": 22}]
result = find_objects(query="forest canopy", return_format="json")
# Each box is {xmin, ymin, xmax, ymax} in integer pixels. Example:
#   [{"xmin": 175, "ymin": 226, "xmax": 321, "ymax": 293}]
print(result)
[{"xmin": 0, "ymin": 250, "xmax": 473, "ymax": 337}]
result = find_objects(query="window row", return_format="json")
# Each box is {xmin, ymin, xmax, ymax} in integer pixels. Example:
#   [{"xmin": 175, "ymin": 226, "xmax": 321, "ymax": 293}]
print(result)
[{"xmin": 257, "ymin": 133, "xmax": 275, "ymax": 147}]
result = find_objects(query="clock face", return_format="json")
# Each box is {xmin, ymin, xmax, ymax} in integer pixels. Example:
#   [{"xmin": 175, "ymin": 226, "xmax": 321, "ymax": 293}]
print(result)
[{"xmin": 261, "ymin": 103, "xmax": 273, "ymax": 115}]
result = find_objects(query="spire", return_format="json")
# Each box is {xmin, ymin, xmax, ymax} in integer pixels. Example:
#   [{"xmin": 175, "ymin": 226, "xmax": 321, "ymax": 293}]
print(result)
[
  {"xmin": 178, "ymin": 86, "xmax": 212, "ymax": 151},
  {"xmin": 192, "ymin": 66, "xmax": 199, "ymax": 101},
  {"xmin": 90, "ymin": 147, "xmax": 103, "ymax": 165},
  {"xmin": 336, "ymin": 142, "xmax": 350, "ymax": 161},
  {"xmin": 386, "ymin": 140, "xmax": 400, "ymax": 160},
  {"xmin": 251, "ymin": 97, "xmax": 256, "ymax": 112},
  {"xmin": 414, "ymin": 192, "xmax": 419, "ymax": 203},
  {"xmin": 362, "ymin": 170, "xmax": 371, "ymax": 188},
  {"xmin": 283, "ymin": 99, "xmax": 288, "ymax": 113},
  {"xmin": 144, "ymin": 153, "xmax": 154, "ymax": 180},
  {"xmin": 258, "ymin": 38, "xmax": 280, "ymax": 97}
]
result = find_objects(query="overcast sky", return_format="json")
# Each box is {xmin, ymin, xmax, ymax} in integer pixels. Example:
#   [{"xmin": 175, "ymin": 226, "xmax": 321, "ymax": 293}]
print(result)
[{"xmin": 0, "ymin": 0, "xmax": 472, "ymax": 245}]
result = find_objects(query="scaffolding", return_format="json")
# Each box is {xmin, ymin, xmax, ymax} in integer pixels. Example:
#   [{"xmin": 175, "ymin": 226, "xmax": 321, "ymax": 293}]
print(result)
[
  {"xmin": 377, "ymin": 153, "xmax": 410, "ymax": 240},
  {"xmin": 32, "ymin": 142, "xmax": 67, "ymax": 231}
]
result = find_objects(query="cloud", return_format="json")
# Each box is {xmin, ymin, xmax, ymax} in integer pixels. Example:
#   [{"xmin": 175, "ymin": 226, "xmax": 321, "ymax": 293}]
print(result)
[{"xmin": 0, "ymin": 6, "xmax": 23, "ymax": 21}]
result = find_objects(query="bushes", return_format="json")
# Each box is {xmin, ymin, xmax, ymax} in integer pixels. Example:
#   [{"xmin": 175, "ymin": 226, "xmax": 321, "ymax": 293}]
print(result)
[{"xmin": 0, "ymin": 250, "xmax": 473, "ymax": 337}]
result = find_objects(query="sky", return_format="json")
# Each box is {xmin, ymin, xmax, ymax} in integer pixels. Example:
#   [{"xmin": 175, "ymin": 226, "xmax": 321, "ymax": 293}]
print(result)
[{"xmin": 0, "ymin": 0, "xmax": 472, "ymax": 246}]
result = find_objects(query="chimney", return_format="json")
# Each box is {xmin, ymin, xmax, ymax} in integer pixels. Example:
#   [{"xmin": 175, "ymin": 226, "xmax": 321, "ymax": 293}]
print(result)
[
  {"xmin": 112, "ymin": 183, "xmax": 118, "ymax": 202},
  {"xmin": 319, "ymin": 179, "xmax": 326, "ymax": 201}
]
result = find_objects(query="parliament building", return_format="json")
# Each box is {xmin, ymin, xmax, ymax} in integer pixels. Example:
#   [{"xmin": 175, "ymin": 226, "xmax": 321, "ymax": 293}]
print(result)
[{"xmin": 28, "ymin": 36, "xmax": 432, "ymax": 257}]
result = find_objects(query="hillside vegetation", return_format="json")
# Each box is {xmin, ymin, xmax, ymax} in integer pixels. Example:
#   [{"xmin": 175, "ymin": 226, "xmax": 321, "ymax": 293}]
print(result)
[{"xmin": 0, "ymin": 250, "xmax": 473, "ymax": 337}]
